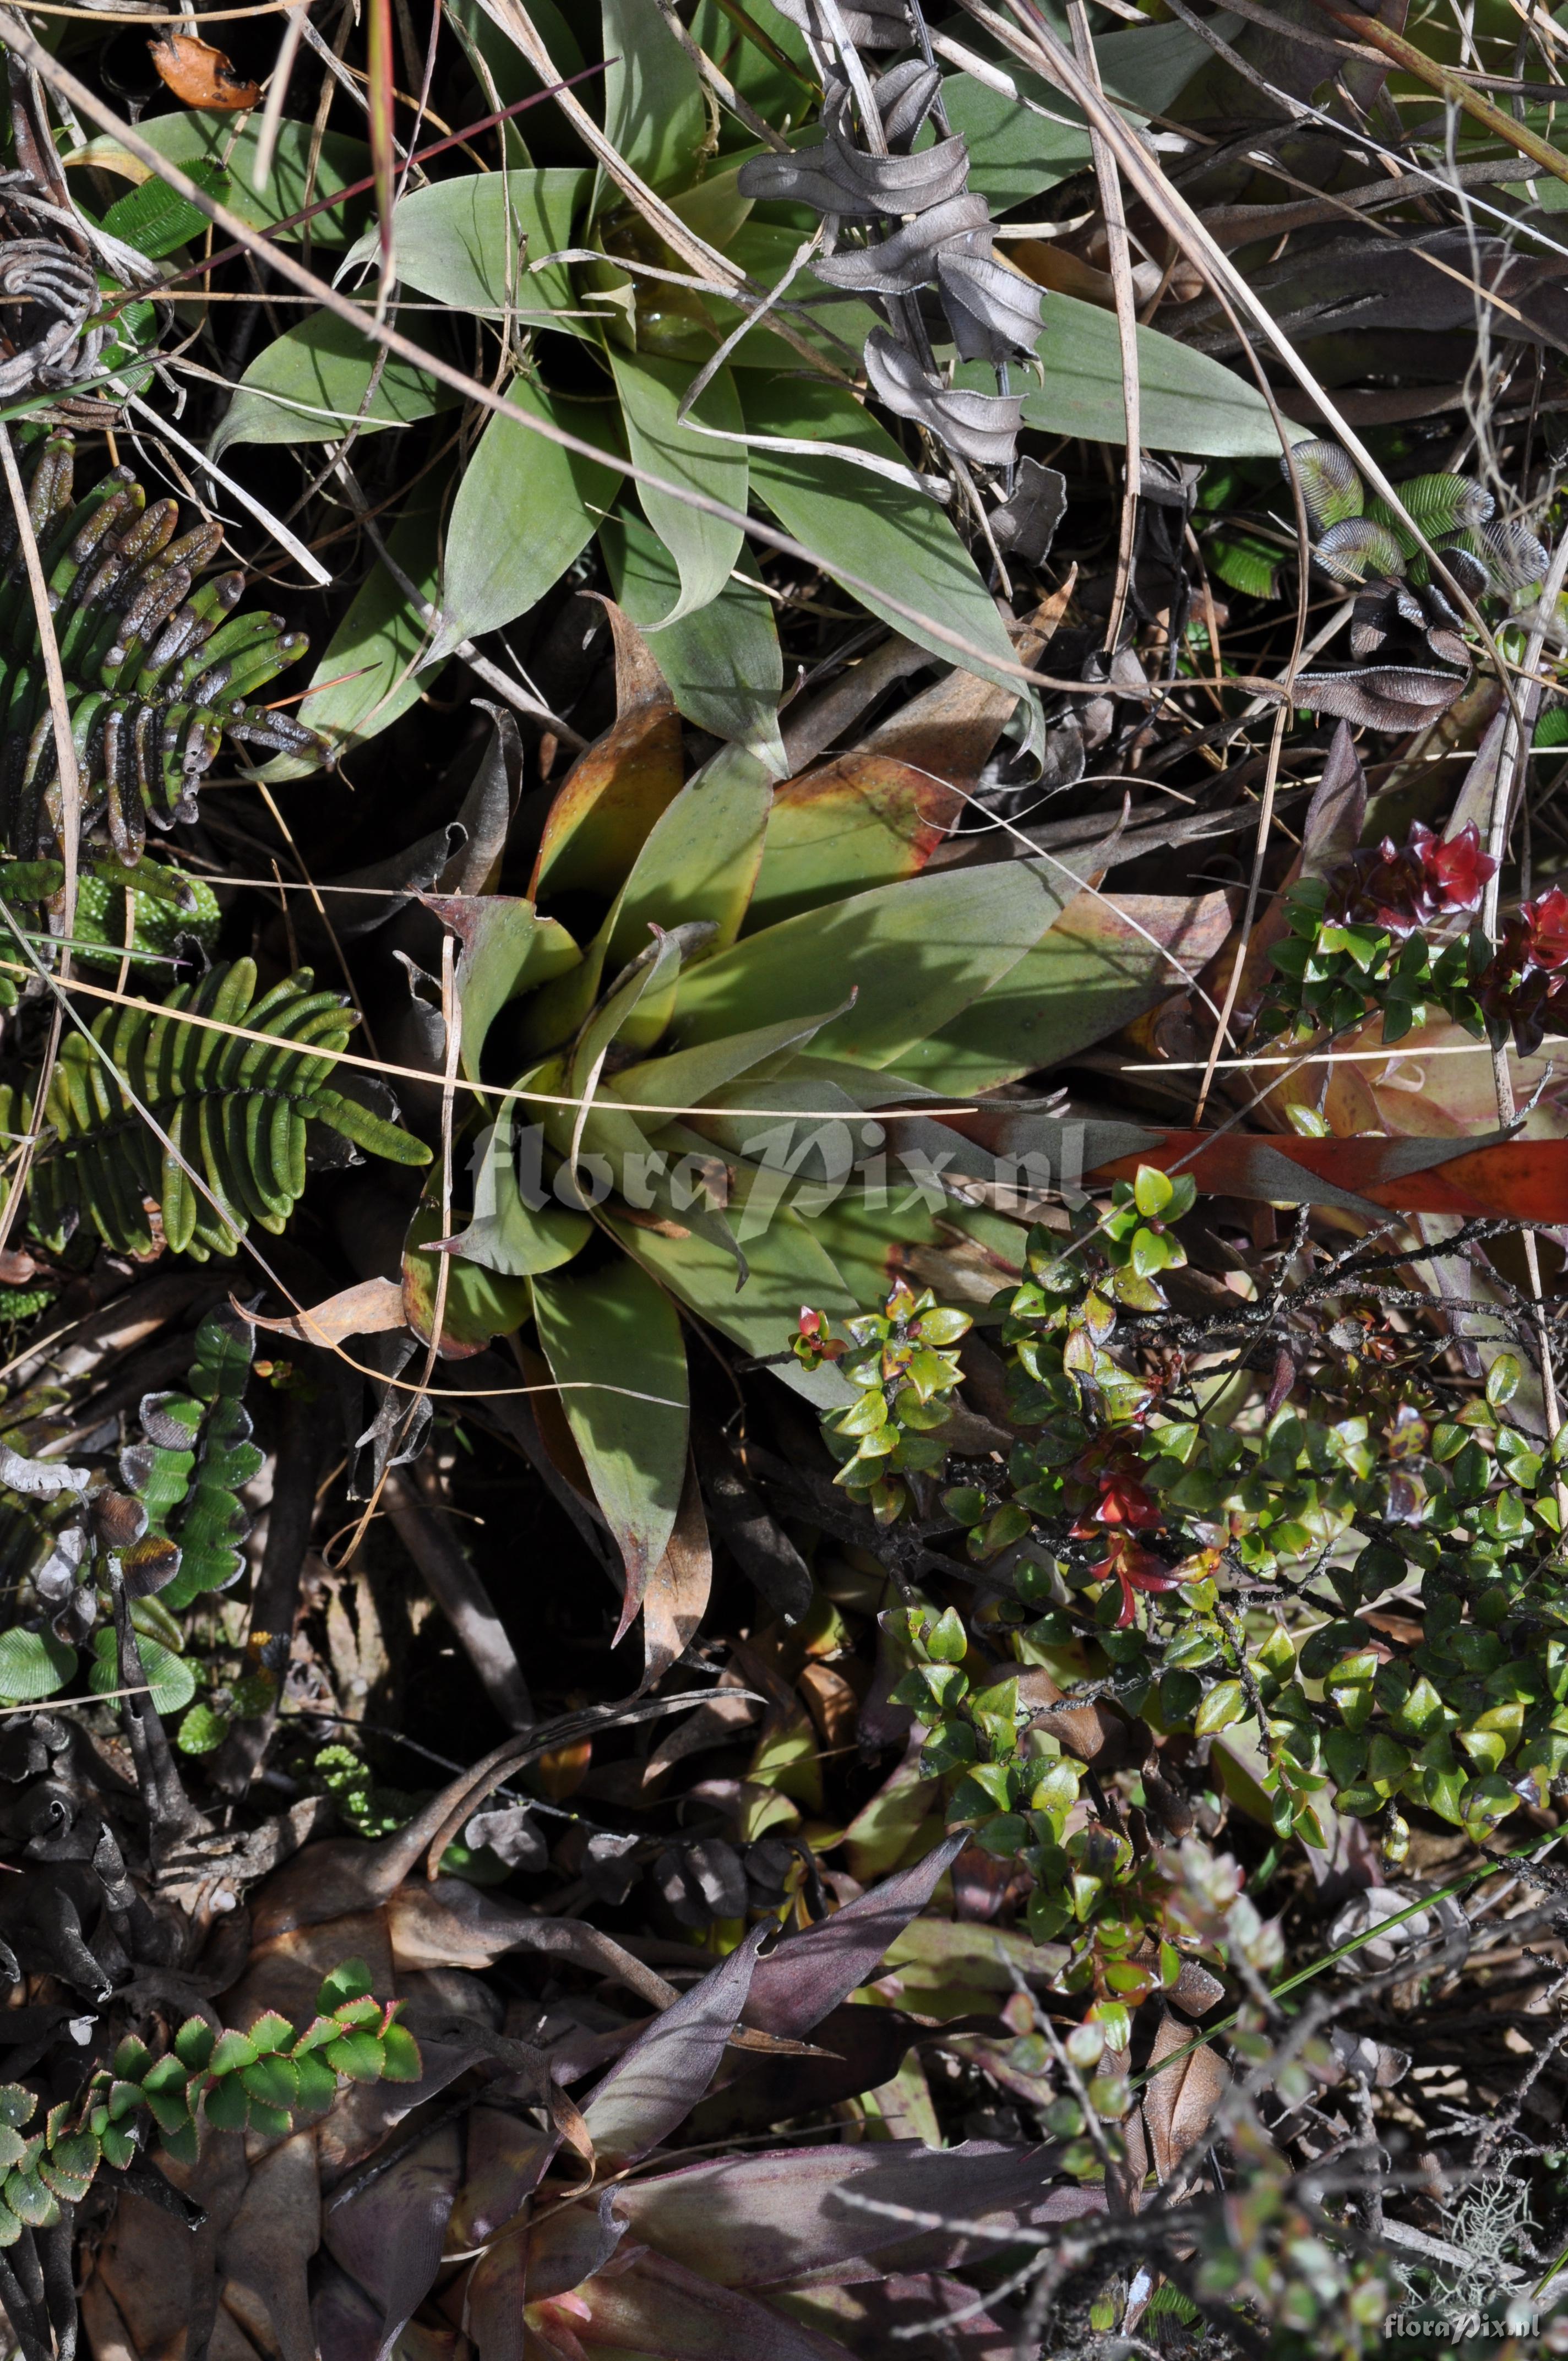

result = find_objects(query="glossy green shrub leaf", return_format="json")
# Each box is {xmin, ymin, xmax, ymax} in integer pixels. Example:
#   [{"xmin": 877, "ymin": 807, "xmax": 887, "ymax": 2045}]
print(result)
[
  {"xmin": 380, "ymin": 2021, "xmax": 423, "ymax": 2082},
  {"xmin": 323, "ymin": 2029, "xmax": 386, "ymax": 2082}
]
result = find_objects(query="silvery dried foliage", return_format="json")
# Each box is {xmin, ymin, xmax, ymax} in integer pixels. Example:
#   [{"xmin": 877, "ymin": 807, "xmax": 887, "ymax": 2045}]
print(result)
[{"xmin": 738, "ymin": 15, "xmax": 1043, "ymax": 475}]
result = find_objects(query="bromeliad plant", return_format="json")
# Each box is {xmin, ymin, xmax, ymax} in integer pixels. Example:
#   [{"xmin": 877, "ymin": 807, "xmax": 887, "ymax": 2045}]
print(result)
[{"xmin": 394, "ymin": 641, "xmax": 1207, "ymax": 1640}]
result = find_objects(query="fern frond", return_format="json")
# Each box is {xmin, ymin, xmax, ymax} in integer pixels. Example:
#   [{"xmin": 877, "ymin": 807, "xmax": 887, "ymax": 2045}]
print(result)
[
  {"xmin": 28, "ymin": 958, "xmax": 431, "ymax": 1261},
  {"xmin": 0, "ymin": 432, "xmax": 321, "ymax": 867},
  {"xmin": 126, "ymin": 1304, "xmax": 260, "ymax": 1608}
]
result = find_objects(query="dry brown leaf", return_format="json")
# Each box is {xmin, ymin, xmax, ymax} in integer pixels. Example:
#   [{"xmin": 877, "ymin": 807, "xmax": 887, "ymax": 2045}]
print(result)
[
  {"xmin": 641, "ymin": 1454, "xmax": 711, "ymax": 1687},
  {"xmin": 449, "ymin": 2108, "xmax": 558, "ymax": 2249},
  {"xmin": 80, "ymin": 2276, "xmax": 153, "ymax": 2361},
  {"xmin": 799, "ymin": 1660, "xmax": 861, "ymax": 1750},
  {"xmin": 249, "ymin": 1276, "xmax": 409, "ymax": 1350},
  {"xmin": 1103, "ymin": 2044, "xmax": 1149, "ymax": 2217},
  {"xmin": 220, "ymin": 2131, "xmax": 321, "ymax": 2361},
  {"xmin": 1142, "ymin": 2005, "xmax": 1231, "ymax": 2185}
]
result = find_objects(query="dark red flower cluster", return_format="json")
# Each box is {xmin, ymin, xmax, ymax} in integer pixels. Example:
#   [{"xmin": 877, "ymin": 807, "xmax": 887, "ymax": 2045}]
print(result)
[
  {"xmin": 1065, "ymin": 1443, "xmax": 1184, "ymax": 1625},
  {"xmin": 1099, "ymin": 1533, "xmax": 1183, "ymax": 1628},
  {"xmin": 1477, "ymin": 885, "xmax": 1568, "ymax": 1053},
  {"xmin": 1324, "ymin": 820, "xmax": 1496, "ymax": 939},
  {"xmin": 1516, "ymin": 884, "xmax": 1568, "ymax": 971},
  {"xmin": 1068, "ymin": 1441, "xmax": 1160, "ymax": 1536}
]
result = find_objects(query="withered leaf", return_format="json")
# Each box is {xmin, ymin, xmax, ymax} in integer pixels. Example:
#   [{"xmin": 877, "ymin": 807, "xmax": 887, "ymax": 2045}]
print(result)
[
  {"xmin": 1291, "ymin": 666, "xmax": 1467, "ymax": 731},
  {"xmin": 1141, "ymin": 2007, "xmax": 1231, "ymax": 2185}
]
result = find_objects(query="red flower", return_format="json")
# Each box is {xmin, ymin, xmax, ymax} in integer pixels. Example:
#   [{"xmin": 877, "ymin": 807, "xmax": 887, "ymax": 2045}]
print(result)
[
  {"xmin": 1415, "ymin": 821, "xmax": 1495, "ymax": 917},
  {"xmin": 1099, "ymin": 1533, "xmax": 1183, "ymax": 1628},
  {"xmin": 1472, "ymin": 888, "xmax": 1568, "ymax": 1053},
  {"xmin": 1325, "ymin": 820, "xmax": 1496, "ymax": 939},
  {"xmin": 1068, "ymin": 1442, "xmax": 1160, "ymax": 1534},
  {"xmin": 794, "ymin": 1305, "xmax": 844, "ymax": 1365},
  {"xmin": 1518, "ymin": 885, "xmax": 1568, "ymax": 971}
]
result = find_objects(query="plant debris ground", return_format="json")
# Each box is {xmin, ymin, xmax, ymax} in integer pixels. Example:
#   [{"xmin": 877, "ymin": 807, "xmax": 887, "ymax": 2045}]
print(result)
[{"xmin": 0, "ymin": 0, "xmax": 1564, "ymax": 2353}]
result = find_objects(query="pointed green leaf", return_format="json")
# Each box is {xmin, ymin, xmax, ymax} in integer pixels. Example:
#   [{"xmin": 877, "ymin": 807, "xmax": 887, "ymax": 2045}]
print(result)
[
  {"xmin": 894, "ymin": 888, "xmax": 1237, "ymax": 1092},
  {"xmin": 342, "ymin": 167, "xmax": 587, "ymax": 316},
  {"xmin": 212, "ymin": 310, "xmax": 450, "ymax": 457},
  {"xmin": 608, "ymin": 1201, "xmax": 857, "ymax": 1411},
  {"xmin": 431, "ymin": 379, "xmax": 623, "ymax": 662},
  {"xmin": 532, "ymin": 681, "xmax": 685, "ymax": 910},
  {"xmin": 608, "ymin": 353, "xmax": 747, "ymax": 629},
  {"xmin": 70, "ymin": 114, "xmax": 369, "ymax": 245},
  {"xmin": 942, "ymin": 19, "xmax": 1221, "ymax": 209},
  {"xmin": 1012, "ymin": 292, "xmax": 1302, "ymax": 458},
  {"xmin": 602, "ymin": 511, "xmax": 786, "ymax": 766},
  {"xmin": 532, "ymin": 1256, "xmax": 689, "ymax": 1624},
  {"xmin": 403, "ymin": 1199, "xmax": 536, "ymax": 1353},
  {"xmin": 940, "ymin": 72, "xmax": 1091, "ymax": 208},
  {"xmin": 424, "ymin": 895, "xmax": 582, "ymax": 1084},
  {"xmin": 603, "ymin": 742, "xmax": 776, "ymax": 973},
  {"xmin": 749, "ymin": 754, "xmax": 960, "ymax": 933},
  {"xmin": 443, "ymin": 1110, "xmax": 590, "ymax": 1278},
  {"xmin": 672, "ymin": 847, "xmax": 1095, "ymax": 1069},
  {"xmin": 602, "ymin": 0, "xmax": 705, "ymax": 192},
  {"xmin": 742, "ymin": 374, "xmax": 1021, "ymax": 695},
  {"xmin": 608, "ymin": 1003, "xmax": 852, "ymax": 1119},
  {"xmin": 262, "ymin": 460, "xmax": 450, "ymax": 777}
]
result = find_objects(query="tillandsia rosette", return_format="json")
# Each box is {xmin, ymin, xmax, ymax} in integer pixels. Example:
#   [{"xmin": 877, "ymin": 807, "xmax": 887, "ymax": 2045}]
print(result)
[
  {"xmin": 737, "ymin": 0, "xmax": 1043, "ymax": 497},
  {"xmin": 0, "ymin": 430, "xmax": 318, "ymax": 872}
]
